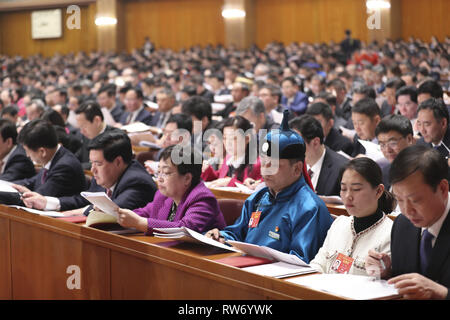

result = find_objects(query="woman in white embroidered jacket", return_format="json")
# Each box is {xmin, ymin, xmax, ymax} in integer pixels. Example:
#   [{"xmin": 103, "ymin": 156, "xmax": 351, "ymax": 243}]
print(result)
[{"xmin": 309, "ymin": 157, "xmax": 395, "ymax": 276}]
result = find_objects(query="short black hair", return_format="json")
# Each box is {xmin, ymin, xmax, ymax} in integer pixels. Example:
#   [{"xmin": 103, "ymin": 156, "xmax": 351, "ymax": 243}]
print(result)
[
  {"xmin": 0, "ymin": 105, "xmax": 18, "ymax": 118},
  {"xmin": 87, "ymin": 130, "xmax": 132, "ymax": 164},
  {"xmin": 181, "ymin": 96, "xmax": 212, "ymax": 122},
  {"xmin": 306, "ymin": 102, "xmax": 333, "ymax": 121},
  {"xmin": 352, "ymin": 98, "xmax": 381, "ymax": 118},
  {"xmin": 390, "ymin": 144, "xmax": 447, "ymax": 191},
  {"xmin": 159, "ymin": 144, "xmax": 202, "ymax": 187},
  {"xmin": 417, "ymin": 80, "xmax": 443, "ymax": 99},
  {"xmin": 167, "ymin": 113, "xmax": 193, "ymax": 133},
  {"xmin": 353, "ymin": 85, "xmax": 376, "ymax": 100},
  {"xmin": 75, "ymin": 100, "xmax": 104, "ymax": 122},
  {"xmin": 396, "ymin": 86, "xmax": 418, "ymax": 104},
  {"xmin": 97, "ymin": 84, "xmax": 116, "ymax": 97},
  {"xmin": 417, "ymin": 98, "xmax": 449, "ymax": 125},
  {"xmin": 41, "ymin": 109, "xmax": 65, "ymax": 127},
  {"xmin": 375, "ymin": 114, "xmax": 413, "ymax": 137},
  {"xmin": 385, "ymin": 77, "xmax": 406, "ymax": 90},
  {"xmin": 18, "ymin": 119, "xmax": 58, "ymax": 150},
  {"xmin": 0, "ymin": 119, "xmax": 17, "ymax": 144},
  {"xmin": 289, "ymin": 115, "xmax": 324, "ymax": 144},
  {"xmin": 125, "ymin": 86, "xmax": 144, "ymax": 100}
]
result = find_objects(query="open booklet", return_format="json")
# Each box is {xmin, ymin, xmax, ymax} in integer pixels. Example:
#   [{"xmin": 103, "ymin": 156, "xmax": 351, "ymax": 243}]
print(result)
[
  {"xmin": 286, "ymin": 273, "xmax": 400, "ymax": 300},
  {"xmin": 8, "ymin": 205, "xmax": 65, "ymax": 217},
  {"xmin": 153, "ymin": 227, "xmax": 241, "ymax": 253},
  {"xmin": 226, "ymin": 240, "xmax": 316, "ymax": 278},
  {"xmin": 80, "ymin": 192, "xmax": 139, "ymax": 234}
]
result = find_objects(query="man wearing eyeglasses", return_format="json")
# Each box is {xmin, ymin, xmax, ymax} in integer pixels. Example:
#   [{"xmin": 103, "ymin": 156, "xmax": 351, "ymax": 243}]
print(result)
[
  {"xmin": 21, "ymin": 131, "xmax": 157, "ymax": 216},
  {"xmin": 375, "ymin": 114, "xmax": 415, "ymax": 191}
]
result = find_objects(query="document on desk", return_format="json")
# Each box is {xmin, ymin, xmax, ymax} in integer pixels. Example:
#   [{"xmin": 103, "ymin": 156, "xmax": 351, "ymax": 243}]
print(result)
[
  {"xmin": 121, "ymin": 122, "xmax": 153, "ymax": 133},
  {"xmin": 81, "ymin": 191, "xmax": 119, "ymax": 218},
  {"xmin": 153, "ymin": 227, "xmax": 241, "ymax": 253},
  {"xmin": 242, "ymin": 261, "xmax": 316, "ymax": 279},
  {"xmin": 358, "ymin": 139, "xmax": 385, "ymax": 162},
  {"xmin": 227, "ymin": 240, "xmax": 309, "ymax": 266},
  {"xmin": 8, "ymin": 205, "xmax": 65, "ymax": 217},
  {"xmin": 0, "ymin": 179, "xmax": 19, "ymax": 193},
  {"xmin": 287, "ymin": 274, "xmax": 400, "ymax": 300}
]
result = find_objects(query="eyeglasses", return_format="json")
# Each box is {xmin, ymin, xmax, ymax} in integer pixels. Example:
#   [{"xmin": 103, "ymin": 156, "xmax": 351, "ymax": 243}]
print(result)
[
  {"xmin": 378, "ymin": 137, "xmax": 405, "ymax": 150},
  {"xmin": 155, "ymin": 171, "xmax": 177, "ymax": 179}
]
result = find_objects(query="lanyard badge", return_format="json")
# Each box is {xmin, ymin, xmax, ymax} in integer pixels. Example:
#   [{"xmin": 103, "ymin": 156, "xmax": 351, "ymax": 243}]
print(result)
[
  {"xmin": 248, "ymin": 211, "xmax": 261, "ymax": 228},
  {"xmin": 331, "ymin": 253, "xmax": 354, "ymax": 274}
]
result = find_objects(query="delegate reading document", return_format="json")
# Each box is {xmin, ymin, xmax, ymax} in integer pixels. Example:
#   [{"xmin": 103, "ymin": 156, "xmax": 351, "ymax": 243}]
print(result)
[{"xmin": 81, "ymin": 191, "xmax": 119, "ymax": 218}]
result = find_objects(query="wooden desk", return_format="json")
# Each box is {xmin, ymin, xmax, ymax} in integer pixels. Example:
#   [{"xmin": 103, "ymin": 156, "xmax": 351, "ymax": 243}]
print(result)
[{"xmin": 0, "ymin": 205, "xmax": 344, "ymax": 300}]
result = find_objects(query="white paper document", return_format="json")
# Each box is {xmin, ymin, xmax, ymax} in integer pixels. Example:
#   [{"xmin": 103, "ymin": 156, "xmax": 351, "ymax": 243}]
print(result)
[
  {"xmin": 243, "ymin": 261, "xmax": 316, "ymax": 279},
  {"xmin": 0, "ymin": 179, "xmax": 19, "ymax": 193},
  {"xmin": 234, "ymin": 182, "xmax": 255, "ymax": 194},
  {"xmin": 153, "ymin": 227, "xmax": 241, "ymax": 253},
  {"xmin": 139, "ymin": 140, "xmax": 161, "ymax": 149},
  {"xmin": 227, "ymin": 240, "xmax": 309, "ymax": 267},
  {"xmin": 121, "ymin": 122, "xmax": 153, "ymax": 133},
  {"xmin": 358, "ymin": 139, "xmax": 385, "ymax": 162},
  {"xmin": 8, "ymin": 205, "xmax": 65, "ymax": 217},
  {"xmin": 81, "ymin": 191, "xmax": 119, "ymax": 218},
  {"xmin": 287, "ymin": 273, "xmax": 400, "ymax": 300}
]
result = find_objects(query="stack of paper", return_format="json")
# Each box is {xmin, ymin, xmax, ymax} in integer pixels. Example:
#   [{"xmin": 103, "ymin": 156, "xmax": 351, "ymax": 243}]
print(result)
[
  {"xmin": 227, "ymin": 241, "xmax": 316, "ymax": 278},
  {"xmin": 153, "ymin": 227, "xmax": 241, "ymax": 253},
  {"xmin": 8, "ymin": 205, "xmax": 65, "ymax": 217},
  {"xmin": 287, "ymin": 274, "xmax": 400, "ymax": 300}
]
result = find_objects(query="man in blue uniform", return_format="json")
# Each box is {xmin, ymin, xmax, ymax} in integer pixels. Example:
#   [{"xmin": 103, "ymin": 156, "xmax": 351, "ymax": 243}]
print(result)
[{"xmin": 206, "ymin": 110, "xmax": 333, "ymax": 263}]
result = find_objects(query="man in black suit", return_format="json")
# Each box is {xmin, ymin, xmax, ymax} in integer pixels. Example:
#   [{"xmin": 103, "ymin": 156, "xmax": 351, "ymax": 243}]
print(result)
[
  {"xmin": 74, "ymin": 100, "xmax": 121, "ymax": 169},
  {"xmin": 290, "ymin": 115, "xmax": 349, "ymax": 196},
  {"xmin": 416, "ymin": 98, "xmax": 450, "ymax": 160},
  {"xmin": 0, "ymin": 119, "xmax": 86, "ymax": 205},
  {"xmin": 0, "ymin": 119, "xmax": 35, "ymax": 181},
  {"xmin": 306, "ymin": 102, "xmax": 354, "ymax": 156},
  {"xmin": 119, "ymin": 87, "xmax": 154, "ymax": 126},
  {"xmin": 366, "ymin": 145, "xmax": 450, "ymax": 299},
  {"xmin": 375, "ymin": 114, "xmax": 415, "ymax": 190},
  {"xmin": 97, "ymin": 83, "xmax": 124, "ymax": 123},
  {"xmin": 22, "ymin": 130, "xmax": 157, "ymax": 215}
]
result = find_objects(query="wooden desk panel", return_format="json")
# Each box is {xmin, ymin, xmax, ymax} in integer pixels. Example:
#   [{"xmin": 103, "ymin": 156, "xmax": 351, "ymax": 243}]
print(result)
[
  {"xmin": 0, "ymin": 216, "xmax": 11, "ymax": 299},
  {"xmin": 0, "ymin": 205, "xmax": 343, "ymax": 300},
  {"xmin": 10, "ymin": 219, "xmax": 110, "ymax": 299}
]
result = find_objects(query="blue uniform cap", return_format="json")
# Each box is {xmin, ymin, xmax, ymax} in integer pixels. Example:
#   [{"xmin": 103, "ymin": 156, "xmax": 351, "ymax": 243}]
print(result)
[{"xmin": 261, "ymin": 110, "xmax": 305, "ymax": 160}]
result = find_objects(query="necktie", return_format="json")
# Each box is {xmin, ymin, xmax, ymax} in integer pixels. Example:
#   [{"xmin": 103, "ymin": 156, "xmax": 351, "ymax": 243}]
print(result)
[
  {"xmin": 307, "ymin": 168, "xmax": 314, "ymax": 179},
  {"xmin": 41, "ymin": 168, "xmax": 48, "ymax": 184},
  {"xmin": 106, "ymin": 188, "xmax": 112, "ymax": 198},
  {"xmin": 419, "ymin": 229, "xmax": 434, "ymax": 273}
]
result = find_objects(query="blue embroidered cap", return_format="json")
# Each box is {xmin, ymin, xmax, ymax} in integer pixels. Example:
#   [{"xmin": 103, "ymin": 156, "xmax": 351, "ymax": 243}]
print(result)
[{"xmin": 261, "ymin": 110, "xmax": 305, "ymax": 160}]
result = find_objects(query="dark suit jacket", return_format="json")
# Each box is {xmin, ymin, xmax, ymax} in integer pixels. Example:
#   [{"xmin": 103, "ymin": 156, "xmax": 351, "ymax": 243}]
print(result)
[
  {"xmin": 416, "ymin": 127, "xmax": 450, "ymax": 159},
  {"xmin": 75, "ymin": 125, "xmax": 120, "ymax": 170},
  {"xmin": 0, "ymin": 146, "xmax": 86, "ymax": 206},
  {"xmin": 119, "ymin": 107, "xmax": 154, "ymax": 126},
  {"xmin": 59, "ymin": 160, "xmax": 157, "ymax": 214},
  {"xmin": 351, "ymin": 134, "xmax": 367, "ymax": 157},
  {"xmin": 325, "ymin": 127, "xmax": 354, "ymax": 156},
  {"xmin": 110, "ymin": 104, "xmax": 125, "ymax": 123},
  {"xmin": 391, "ymin": 213, "xmax": 450, "ymax": 299},
  {"xmin": 315, "ymin": 147, "xmax": 349, "ymax": 196},
  {"xmin": 0, "ymin": 145, "xmax": 35, "ymax": 181},
  {"xmin": 381, "ymin": 163, "xmax": 391, "ymax": 191}
]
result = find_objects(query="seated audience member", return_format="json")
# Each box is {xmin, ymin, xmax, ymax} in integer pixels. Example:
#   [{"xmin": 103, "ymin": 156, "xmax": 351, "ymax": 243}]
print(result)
[
  {"xmin": 181, "ymin": 96, "xmax": 216, "ymax": 148},
  {"xmin": 416, "ymin": 98, "xmax": 450, "ymax": 159},
  {"xmin": 281, "ymin": 76, "xmax": 309, "ymax": 116},
  {"xmin": 258, "ymin": 84, "xmax": 285, "ymax": 124},
  {"xmin": 325, "ymin": 78, "xmax": 352, "ymax": 124},
  {"xmin": 22, "ymin": 130, "xmax": 157, "ymax": 215},
  {"xmin": 375, "ymin": 114, "xmax": 415, "ymax": 190},
  {"xmin": 151, "ymin": 87, "xmax": 177, "ymax": 128},
  {"xmin": 201, "ymin": 120, "xmax": 226, "ymax": 181},
  {"xmin": 350, "ymin": 98, "xmax": 381, "ymax": 157},
  {"xmin": 236, "ymin": 96, "xmax": 279, "ymax": 142},
  {"xmin": 0, "ymin": 119, "xmax": 35, "ymax": 181},
  {"xmin": 0, "ymin": 119, "xmax": 86, "ymax": 205},
  {"xmin": 74, "ymin": 100, "xmax": 121, "ymax": 169},
  {"xmin": 417, "ymin": 79, "xmax": 444, "ymax": 105},
  {"xmin": 290, "ymin": 115, "xmax": 349, "ymax": 196},
  {"xmin": 97, "ymin": 83, "xmax": 124, "ymax": 123},
  {"xmin": 1, "ymin": 106, "xmax": 20, "ymax": 125},
  {"xmin": 142, "ymin": 113, "xmax": 193, "ymax": 174},
  {"xmin": 205, "ymin": 116, "xmax": 262, "ymax": 188},
  {"xmin": 366, "ymin": 145, "xmax": 450, "ymax": 300},
  {"xmin": 215, "ymin": 81, "xmax": 250, "ymax": 118},
  {"xmin": 116, "ymin": 145, "xmax": 226, "ymax": 234},
  {"xmin": 41, "ymin": 109, "xmax": 82, "ymax": 155},
  {"xmin": 381, "ymin": 77, "xmax": 406, "ymax": 116},
  {"xmin": 118, "ymin": 87, "xmax": 154, "ymax": 126},
  {"xmin": 306, "ymin": 102, "xmax": 354, "ymax": 156},
  {"xmin": 395, "ymin": 86, "xmax": 419, "ymax": 133},
  {"xmin": 310, "ymin": 158, "xmax": 394, "ymax": 275},
  {"xmin": 205, "ymin": 111, "xmax": 333, "ymax": 263}
]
